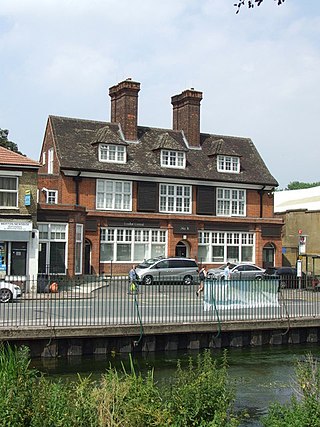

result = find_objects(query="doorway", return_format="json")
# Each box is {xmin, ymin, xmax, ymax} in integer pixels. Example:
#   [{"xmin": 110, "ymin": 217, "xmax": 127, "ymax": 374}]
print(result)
[
  {"xmin": 175, "ymin": 241, "xmax": 189, "ymax": 257},
  {"xmin": 263, "ymin": 243, "xmax": 275, "ymax": 269}
]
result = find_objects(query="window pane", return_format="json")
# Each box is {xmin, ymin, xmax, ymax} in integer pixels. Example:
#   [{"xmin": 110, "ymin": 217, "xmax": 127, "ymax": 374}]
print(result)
[
  {"xmin": 100, "ymin": 243, "xmax": 113, "ymax": 262},
  {"xmin": 227, "ymin": 246, "xmax": 239, "ymax": 262},
  {"xmin": 212, "ymin": 246, "xmax": 224, "ymax": 262},
  {"xmin": 151, "ymin": 244, "xmax": 165, "ymax": 258},
  {"xmin": 198, "ymin": 246, "xmax": 209, "ymax": 263},
  {"xmin": 241, "ymin": 247, "xmax": 253, "ymax": 262},
  {"xmin": 50, "ymin": 242, "xmax": 66, "ymax": 273},
  {"xmin": 117, "ymin": 244, "xmax": 131, "ymax": 261},
  {"xmin": 134, "ymin": 243, "xmax": 148, "ymax": 261}
]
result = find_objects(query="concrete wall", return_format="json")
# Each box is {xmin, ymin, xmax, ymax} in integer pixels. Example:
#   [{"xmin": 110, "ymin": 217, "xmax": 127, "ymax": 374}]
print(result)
[{"xmin": 2, "ymin": 321, "xmax": 320, "ymax": 358}]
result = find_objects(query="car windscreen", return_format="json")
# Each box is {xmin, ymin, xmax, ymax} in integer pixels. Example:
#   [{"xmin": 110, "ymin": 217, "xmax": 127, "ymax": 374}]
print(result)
[{"xmin": 136, "ymin": 263, "xmax": 150, "ymax": 269}]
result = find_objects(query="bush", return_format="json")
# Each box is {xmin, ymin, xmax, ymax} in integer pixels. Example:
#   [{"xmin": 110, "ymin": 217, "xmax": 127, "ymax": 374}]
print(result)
[
  {"xmin": 0, "ymin": 345, "xmax": 238, "ymax": 426},
  {"xmin": 165, "ymin": 349, "xmax": 239, "ymax": 426}
]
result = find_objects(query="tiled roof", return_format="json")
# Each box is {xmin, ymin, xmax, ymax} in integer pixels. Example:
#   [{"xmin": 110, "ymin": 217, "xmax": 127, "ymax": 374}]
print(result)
[
  {"xmin": 0, "ymin": 146, "xmax": 40, "ymax": 168},
  {"xmin": 48, "ymin": 115, "xmax": 278, "ymax": 187}
]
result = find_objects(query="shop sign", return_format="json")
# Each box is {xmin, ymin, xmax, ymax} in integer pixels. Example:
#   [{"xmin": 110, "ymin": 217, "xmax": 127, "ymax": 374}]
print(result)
[
  {"xmin": 107, "ymin": 219, "xmax": 160, "ymax": 228},
  {"xmin": 0, "ymin": 221, "xmax": 32, "ymax": 231},
  {"xmin": 172, "ymin": 221, "xmax": 197, "ymax": 235}
]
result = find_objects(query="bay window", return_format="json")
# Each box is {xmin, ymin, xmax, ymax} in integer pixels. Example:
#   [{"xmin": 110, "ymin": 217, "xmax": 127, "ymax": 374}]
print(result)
[{"xmin": 198, "ymin": 231, "xmax": 255, "ymax": 264}]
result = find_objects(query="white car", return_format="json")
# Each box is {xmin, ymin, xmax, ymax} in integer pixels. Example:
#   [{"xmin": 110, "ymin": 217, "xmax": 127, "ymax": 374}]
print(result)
[{"xmin": 0, "ymin": 281, "xmax": 22, "ymax": 303}]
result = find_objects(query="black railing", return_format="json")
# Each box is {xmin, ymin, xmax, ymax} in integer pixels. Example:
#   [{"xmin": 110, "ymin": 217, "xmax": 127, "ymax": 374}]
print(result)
[{"xmin": 0, "ymin": 275, "xmax": 319, "ymax": 328}]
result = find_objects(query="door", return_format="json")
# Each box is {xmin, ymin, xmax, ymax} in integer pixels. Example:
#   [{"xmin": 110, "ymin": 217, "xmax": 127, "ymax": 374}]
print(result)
[
  {"xmin": 175, "ymin": 241, "xmax": 187, "ymax": 257},
  {"xmin": 263, "ymin": 243, "xmax": 275, "ymax": 269},
  {"xmin": 11, "ymin": 242, "xmax": 27, "ymax": 275}
]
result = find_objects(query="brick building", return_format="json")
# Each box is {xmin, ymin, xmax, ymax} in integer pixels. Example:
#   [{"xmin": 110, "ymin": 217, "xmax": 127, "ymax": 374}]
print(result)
[
  {"xmin": 37, "ymin": 78, "xmax": 282, "ymax": 276},
  {"xmin": 0, "ymin": 146, "xmax": 40, "ymax": 284}
]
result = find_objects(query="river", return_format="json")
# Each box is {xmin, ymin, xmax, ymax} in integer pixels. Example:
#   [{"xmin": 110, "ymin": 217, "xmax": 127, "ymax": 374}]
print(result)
[{"xmin": 31, "ymin": 343, "xmax": 320, "ymax": 426}]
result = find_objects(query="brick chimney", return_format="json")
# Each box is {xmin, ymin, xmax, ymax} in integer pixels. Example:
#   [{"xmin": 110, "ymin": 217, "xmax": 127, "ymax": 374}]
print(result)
[
  {"xmin": 171, "ymin": 88, "xmax": 203, "ymax": 147},
  {"xmin": 109, "ymin": 78, "xmax": 140, "ymax": 141}
]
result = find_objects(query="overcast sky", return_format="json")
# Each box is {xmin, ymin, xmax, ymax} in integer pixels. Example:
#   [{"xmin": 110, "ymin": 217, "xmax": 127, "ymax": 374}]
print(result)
[{"xmin": 1, "ymin": 0, "xmax": 319, "ymax": 189}]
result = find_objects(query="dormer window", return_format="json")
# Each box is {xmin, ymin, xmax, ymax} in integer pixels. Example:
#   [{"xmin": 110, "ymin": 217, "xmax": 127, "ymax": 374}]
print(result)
[
  {"xmin": 99, "ymin": 144, "xmax": 126, "ymax": 164},
  {"xmin": 217, "ymin": 155, "xmax": 240, "ymax": 173},
  {"xmin": 161, "ymin": 150, "xmax": 186, "ymax": 169}
]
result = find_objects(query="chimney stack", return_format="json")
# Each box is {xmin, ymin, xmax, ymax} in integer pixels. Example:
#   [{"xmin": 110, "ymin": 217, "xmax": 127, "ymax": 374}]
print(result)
[
  {"xmin": 109, "ymin": 78, "xmax": 140, "ymax": 141},
  {"xmin": 171, "ymin": 88, "xmax": 203, "ymax": 147}
]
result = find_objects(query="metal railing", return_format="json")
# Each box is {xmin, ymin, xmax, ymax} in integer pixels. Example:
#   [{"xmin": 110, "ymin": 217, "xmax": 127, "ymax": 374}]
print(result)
[{"xmin": 0, "ymin": 275, "xmax": 320, "ymax": 328}]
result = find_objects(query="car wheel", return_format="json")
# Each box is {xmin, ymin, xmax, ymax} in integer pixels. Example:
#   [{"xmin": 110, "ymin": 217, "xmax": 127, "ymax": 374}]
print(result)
[
  {"xmin": 183, "ymin": 275, "xmax": 193, "ymax": 286},
  {"xmin": 0, "ymin": 288, "xmax": 13, "ymax": 303},
  {"xmin": 143, "ymin": 275, "xmax": 153, "ymax": 286},
  {"xmin": 255, "ymin": 275, "xmax": 263, "ymax": 281}
]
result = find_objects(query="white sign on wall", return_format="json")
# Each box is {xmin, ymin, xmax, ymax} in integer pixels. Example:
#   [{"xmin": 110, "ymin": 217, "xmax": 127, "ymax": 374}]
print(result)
[{"xmin": 0, "ymin": 221, "xmax": 32, "ymax": 231}]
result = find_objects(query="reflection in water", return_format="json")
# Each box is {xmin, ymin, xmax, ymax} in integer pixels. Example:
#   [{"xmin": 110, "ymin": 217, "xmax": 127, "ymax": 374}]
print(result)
[{"xmin": 31, "ymin": 343, "xmax": 320, "ymax": 427}]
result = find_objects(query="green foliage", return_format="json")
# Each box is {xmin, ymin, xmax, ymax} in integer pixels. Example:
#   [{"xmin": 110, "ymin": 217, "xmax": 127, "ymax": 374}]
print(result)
[
  {"xmin": 286, "ymin": 181, "xmax": 320, "ymax": 190},
  {"xmin": 0, "ymin": 345, "xmax": 38, "ymax": 426},
  {"xmin": 92, "ymin": 355, "xmax": 167, "ymax": 426},
  {"xmin": 262, "ymin": 354, "xmax": 320, "ymax": 427},
  {"xmin": 0, "ymin": 346, "xmax": 238, "ymax": 427},
  {"xmin": 0, "ymin": 128, "xmax": 22, "ymax": 154},
  {"xmin": 165, "ymin": 349, "xmax": 239, "ymax": 426}
]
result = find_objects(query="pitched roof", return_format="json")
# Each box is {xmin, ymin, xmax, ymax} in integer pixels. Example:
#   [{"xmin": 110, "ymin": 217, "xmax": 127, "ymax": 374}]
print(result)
[
  {"xmin": 48, "ymin": 115, "xmax": 278, "ymax": 187},
  {"xmin": 0, "ymin": 146, "xmax": 40, "ymax": 168}
]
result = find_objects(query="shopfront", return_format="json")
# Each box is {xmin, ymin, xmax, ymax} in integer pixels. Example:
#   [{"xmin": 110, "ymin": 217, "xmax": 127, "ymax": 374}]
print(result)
[{"xmin": 0, "ymin": 220, "xmax": 38, "ymax": 283}]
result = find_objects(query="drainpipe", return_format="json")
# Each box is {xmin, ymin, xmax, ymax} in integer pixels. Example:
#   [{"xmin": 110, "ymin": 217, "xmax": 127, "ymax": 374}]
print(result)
[
  {"xmin": 73, "ymin": 172, "xmax": 82, "ymax": 206},
  {"xmin": 258, "ymin": 186, "xmax": 266, "ymax": 218}
]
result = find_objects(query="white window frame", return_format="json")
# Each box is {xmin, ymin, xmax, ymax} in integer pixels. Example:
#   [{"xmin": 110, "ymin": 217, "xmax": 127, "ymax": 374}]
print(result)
[
  {"xmin": 96, "ymin": 179, "xmax": 132, "ymax": 211},
  {"xmin": 48, "ymin": 148, "xmax": 54, "ymax": 174},
  {"xmin": 75, "ymin": 224, "xmax": 83, "ymax": 275},
  {"xmin": 216, "ymin": 188, "xmax": 246, "ymax": 217},
  {"xmin": 46, "ymin": 190, "xmax": 58, "ymax": 204},
  {"xmin": 100, "ymin": 228, "xmax": 167, "ymax": 262},
  {"xmin": 38, "ymin": 223, "xmax": 68, "ymax": 275},
  {"xmin": 159, "ymin": 183, "xmax": 192, "ymax": 214},
  {"xmin": 0, "ymin": 176, "xmax": 18, "ymax": 208},
  {"xmin": 161, "ymin": 150, "xmax": 186, "ymax": 169},
  {"xmin": 198, "ymin": 231, "xmax": 255, "ymax": 264},
  {"xmin": 217, "ymin": 155, "xmax": 240, "ymax": 173},
  {"xmin": 99, "ymin": 144, "xmax": 126, "ymax": 164}
]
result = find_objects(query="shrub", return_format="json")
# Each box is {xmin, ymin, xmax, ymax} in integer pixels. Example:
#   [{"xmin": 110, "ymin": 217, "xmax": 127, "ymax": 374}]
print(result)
[
  {"xmin": 0, "ymin": 345, "xmax": 37, "ymax": 426},
  {"xmin": 165, "ymin": 349, "xmax": 239, "ymax": 426},
  {"xmin": 0, "ymin": 346, "xmax": 238, "ymax": 427}
]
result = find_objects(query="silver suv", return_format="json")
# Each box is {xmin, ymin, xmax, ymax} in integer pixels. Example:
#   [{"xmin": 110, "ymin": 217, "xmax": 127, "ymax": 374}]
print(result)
[{"xmin": 136, "ymin": 257, "xmax": 199, "ymax": 285}]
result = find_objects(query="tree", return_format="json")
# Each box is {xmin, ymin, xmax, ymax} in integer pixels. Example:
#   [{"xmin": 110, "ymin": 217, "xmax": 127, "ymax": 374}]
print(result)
[
  {"xmin": 234, "ymin": 0, "xmax": 285, "ymax": 14},
  {"xmin": 0, "ymin": 128, "xmax": 22, "ymax": 154},
  {"xmin": 286, "ymin": 181, "xmax": 320, "ymax": 190}
]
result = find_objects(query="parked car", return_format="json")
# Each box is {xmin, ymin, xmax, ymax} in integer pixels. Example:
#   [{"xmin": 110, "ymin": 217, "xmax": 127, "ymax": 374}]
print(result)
[
  {"xmin": 136, "ymin": 257, "xmax": 199, "ymax": 285},
  {"xmin": 207, "ymin": 263, "xmax": 265, "ymax": 280},
  {"xmin": 264, "ymin": 267, "xmax": 306, "ymax": 289},
  {"xmin": 0, "ymin": 281, "xmax": 22, "ymax": 303}
]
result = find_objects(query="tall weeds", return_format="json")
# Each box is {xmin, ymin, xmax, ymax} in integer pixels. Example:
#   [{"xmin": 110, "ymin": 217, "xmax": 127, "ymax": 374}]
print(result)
[{"xmin": 0, "ymin": 345, "xmax": 238, "ymax": 427}]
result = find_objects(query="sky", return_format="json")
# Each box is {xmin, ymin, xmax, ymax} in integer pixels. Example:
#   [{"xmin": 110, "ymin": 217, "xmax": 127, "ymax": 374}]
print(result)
[{"xmin": 1, "ymin": 0, "xmax": 320, "ymax": 189}]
